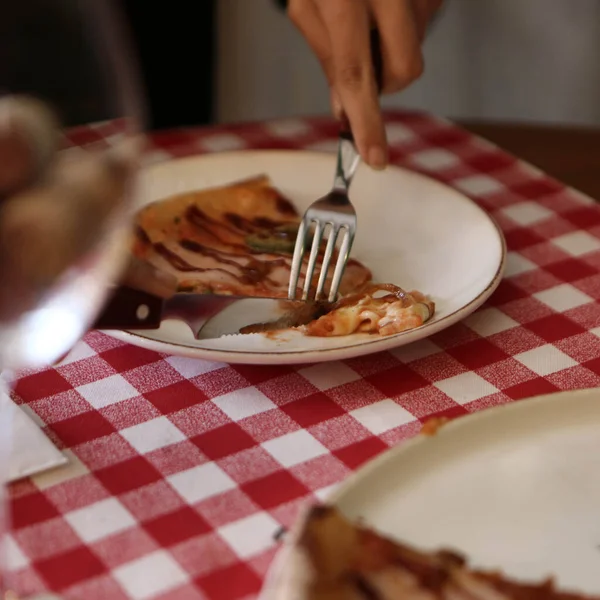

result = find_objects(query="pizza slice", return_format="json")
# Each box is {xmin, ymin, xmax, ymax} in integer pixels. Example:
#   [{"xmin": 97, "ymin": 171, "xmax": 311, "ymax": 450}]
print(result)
[
  {"xmin": 133, "ymin": 175, "xmax": 372, "ymax": 299},
  {"xmin": 297, "ymin": 505, "xmax": 595, "ymax": 600},
  {"xmin": 133, "ymin": 175, "xmax": 435, "ymax": 338}
]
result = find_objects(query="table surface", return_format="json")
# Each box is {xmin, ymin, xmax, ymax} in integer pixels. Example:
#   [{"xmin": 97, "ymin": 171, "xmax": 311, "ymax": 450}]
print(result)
[
  {"xmin": 459, "ymin": 120, "xmax": 600, "ymax": 201},
  {"xmin": 8, "ymin": 111, "xmax": 600, "ymax": 600}
]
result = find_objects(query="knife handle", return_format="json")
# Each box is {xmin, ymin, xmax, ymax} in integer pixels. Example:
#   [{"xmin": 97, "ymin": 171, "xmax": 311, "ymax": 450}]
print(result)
[{"xmin": 93, "ymin": 286, "xmax": 164, "ymax": 330}]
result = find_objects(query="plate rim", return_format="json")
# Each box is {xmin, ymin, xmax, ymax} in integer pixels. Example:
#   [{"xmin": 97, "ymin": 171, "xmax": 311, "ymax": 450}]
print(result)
[
  {"xmin": 328, "ymin": 387, "xmax": 599, "ymax": 507},
  {"xmin": 104, "ymin": 150, "xmax": 507, "ymax": 364}
]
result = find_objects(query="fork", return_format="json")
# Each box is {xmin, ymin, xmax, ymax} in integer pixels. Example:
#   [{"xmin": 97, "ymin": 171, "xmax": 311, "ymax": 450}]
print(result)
[{"xmin": 288, "ymin": 29, "xmax": 384, "ymax": 303}]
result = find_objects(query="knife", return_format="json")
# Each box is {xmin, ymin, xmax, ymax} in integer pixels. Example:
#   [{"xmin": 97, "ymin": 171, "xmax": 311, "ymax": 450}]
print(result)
[{"xmin": 93, "ymin": 285, "xmax": 286, "ymax": 340}]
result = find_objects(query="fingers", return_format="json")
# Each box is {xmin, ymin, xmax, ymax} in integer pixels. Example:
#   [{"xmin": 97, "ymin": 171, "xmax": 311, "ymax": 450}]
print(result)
[
  {"xmin": 287, "ymin": 0, "xmax": 438, "ymax": 170},
  {"xmin": 369, "ymin": 0, "xmax": 423, "ymax": 93},
  {"xmin": 329, "ymin": 88, "xmax": 344, "ymax": 121},
  {"xmin": 288, "ymin": 0, "xmax": 334, "ymax": 85},
  {"xmin": 412, "ymin": 0, "xmax": 444, "ymax": 39},
  {"xmin": 318, "ymin": 0, "xmax": 387, "ymax": 169},
  {"xmin": 288, "ymin": 1, "xmax": 344, "ymax": 123}
]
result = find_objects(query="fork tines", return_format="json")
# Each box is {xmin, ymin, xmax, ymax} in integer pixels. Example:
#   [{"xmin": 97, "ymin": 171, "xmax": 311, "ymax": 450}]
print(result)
[{"xmin": 288, "ymin": 197, "xmax": 356, "ymax": 303}]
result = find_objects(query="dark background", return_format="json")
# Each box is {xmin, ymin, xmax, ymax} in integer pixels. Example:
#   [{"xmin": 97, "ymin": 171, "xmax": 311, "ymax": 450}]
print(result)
[
  {"xmin": 120, "ymin": 1, "xmax": 217, "ymax": 129},
  {"xmin": 121, "ymin": 0, "xmax": 288, "ymax": 130}
]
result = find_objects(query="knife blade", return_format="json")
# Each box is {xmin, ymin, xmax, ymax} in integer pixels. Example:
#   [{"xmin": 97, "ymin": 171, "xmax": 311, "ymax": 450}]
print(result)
[{"xmin": 93, "ymin": 285, "xmax": 286, "ymax": 339}]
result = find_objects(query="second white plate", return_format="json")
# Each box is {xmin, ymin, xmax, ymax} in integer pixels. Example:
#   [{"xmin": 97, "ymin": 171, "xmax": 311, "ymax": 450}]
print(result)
[
  {"xmin": 262, "ymin": 389, "xmax": 600, "ymax": 598},
  {"xmin": 106, "ymin": 150, "xmax": 505, "ymax": 364},
  {"xmin": 330, "ymin": 389, "xmax": 600, "ymax": 593}
]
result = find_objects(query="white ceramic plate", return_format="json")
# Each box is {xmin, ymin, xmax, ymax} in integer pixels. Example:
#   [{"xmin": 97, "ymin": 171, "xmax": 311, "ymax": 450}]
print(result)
[
  {"xmin": 262, "ymin": 389, "xmax": 600, "ymax": 598},
  {"xmin": 333, "ymin": 389, "xmax": 600, "ymax": 592},
  {"xmin": 106, "ymin": 151, "xmax": 505, "ymax": 364}
]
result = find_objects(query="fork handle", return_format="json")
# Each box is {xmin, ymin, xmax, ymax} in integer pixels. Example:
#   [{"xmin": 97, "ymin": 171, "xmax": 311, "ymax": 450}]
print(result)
[{"xmin": 340, "ymin": 28, "xmax": 384, "ymax": 143}]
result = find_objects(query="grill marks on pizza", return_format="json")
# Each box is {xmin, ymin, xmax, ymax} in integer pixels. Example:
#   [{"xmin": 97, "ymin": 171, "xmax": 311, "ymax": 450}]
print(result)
[
  {"xmin": 133, "ymin": 175, "xmax": 434, "ymax": 337},
  {"xmin": 133, "ymin": 175, "xmax": 371, "ymax": 299}
]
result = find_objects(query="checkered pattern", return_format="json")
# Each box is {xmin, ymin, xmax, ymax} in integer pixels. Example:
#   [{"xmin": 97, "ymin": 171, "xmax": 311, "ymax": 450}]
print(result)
[{"xmin": 9, "ymin": 111, "xmax": 600, "ymax": 599}]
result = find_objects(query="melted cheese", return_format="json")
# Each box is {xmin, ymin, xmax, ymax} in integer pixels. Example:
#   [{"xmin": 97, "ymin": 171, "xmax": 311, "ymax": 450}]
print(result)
[{"xmin": 303, "ymin": 288, "xmax": 434, "ymax": 337}]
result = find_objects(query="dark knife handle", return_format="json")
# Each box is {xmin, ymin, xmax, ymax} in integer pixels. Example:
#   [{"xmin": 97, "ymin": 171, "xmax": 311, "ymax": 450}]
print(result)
[
  {"xmin": 340, "ymin": 28, "xmax": 384, "ymax": 143},
  {"xmin": 93, "ymin": 286, "xmax": 164, "ymax": 330}
]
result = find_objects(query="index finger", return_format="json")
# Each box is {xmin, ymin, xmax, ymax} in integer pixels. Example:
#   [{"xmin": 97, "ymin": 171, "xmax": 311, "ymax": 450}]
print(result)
[{"xmin": 318, "ymin": 0, "xmax": 388, "ymax": 169}]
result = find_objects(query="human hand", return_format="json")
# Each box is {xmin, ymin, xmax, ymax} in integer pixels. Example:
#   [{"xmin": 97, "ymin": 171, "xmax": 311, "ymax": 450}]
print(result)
[{"xmin": 288, "ymin": 0, "xmax": 443, "ymax": 169}]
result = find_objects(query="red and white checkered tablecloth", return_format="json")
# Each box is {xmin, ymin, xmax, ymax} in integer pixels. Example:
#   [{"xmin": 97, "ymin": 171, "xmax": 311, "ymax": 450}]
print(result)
[{"xmin": 8, "ymin": 111, "xmax": 600, "ymax": 600}]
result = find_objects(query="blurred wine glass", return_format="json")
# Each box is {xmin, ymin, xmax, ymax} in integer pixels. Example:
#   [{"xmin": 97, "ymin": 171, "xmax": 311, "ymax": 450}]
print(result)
[{"xmin": 0, "ymin": 0, "xmax": 144, "ymax": 597}]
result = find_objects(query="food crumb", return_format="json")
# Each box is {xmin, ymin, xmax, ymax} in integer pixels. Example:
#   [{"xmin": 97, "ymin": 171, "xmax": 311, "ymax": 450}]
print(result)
[
  {"xmin": 265, "ymin": 329, "xmax": 285, "ymax": 340},
  {"xmin": 420, "ymin": 416, "xmax": 450, "ymax": 436}
]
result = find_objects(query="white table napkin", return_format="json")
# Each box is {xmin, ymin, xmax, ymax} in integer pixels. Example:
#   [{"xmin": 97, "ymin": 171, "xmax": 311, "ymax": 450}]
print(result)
[{"xmin": 1, "ymin": 378, "xmax": 67, "ymax": 483}]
